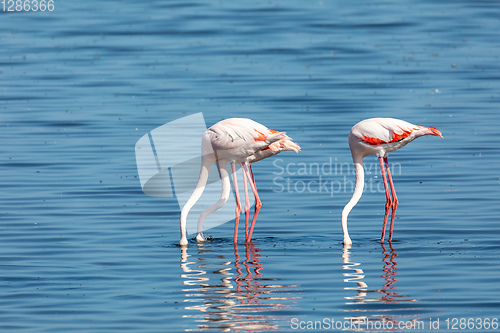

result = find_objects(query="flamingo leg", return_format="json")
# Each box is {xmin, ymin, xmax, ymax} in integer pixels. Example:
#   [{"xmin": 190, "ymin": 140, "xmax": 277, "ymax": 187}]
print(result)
[
  {"xmin": 242, "ymin": 163, "xmax": 262, "ymax": 242},
  {"xmin": 240, "ymin": 162, "xmax": 251, "ymax": 242},
  {"xmin": 231, "ymin": 162, "xmax": 242, "ymax": 244},
  {"xmin": 247, "ymin": 164, "xmax": 262, "ymax": 242},
  {"xmin": 379, "ymin": 156, "xmax": 392, "ymax": 243},
  {"xmin": 248, "ymin": 163, "xmax": 256, "ymax": 183},
  {"xmin": 382, "ymin": 204, "xmax": 391, "ymax": 243},
  {"xmin": 384, "ymin": 157, "xmax": 398, "ymax": 242}
]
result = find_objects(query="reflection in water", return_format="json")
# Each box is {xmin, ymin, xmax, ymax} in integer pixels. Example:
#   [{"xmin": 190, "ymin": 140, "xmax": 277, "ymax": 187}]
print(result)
[
  {"xmin": 342, "ymin": 243, "xmax": 419, "ymax": 327},
  {"xmin": 180, "ymin": 243, "xmax": 300, "ymax": 332}
]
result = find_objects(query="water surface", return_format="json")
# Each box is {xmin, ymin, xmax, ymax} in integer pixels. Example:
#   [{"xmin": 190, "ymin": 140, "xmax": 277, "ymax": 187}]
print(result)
[{"xmin": 1, "ymin": 0, "xmax": 500, "ymax": 331}]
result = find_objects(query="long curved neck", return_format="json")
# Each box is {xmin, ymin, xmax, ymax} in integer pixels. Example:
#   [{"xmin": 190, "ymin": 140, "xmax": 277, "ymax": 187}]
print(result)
[
  {"xmin": 197, "ymin": 159, "xmax": 231, "ymax": 233},
  {"xmin": 341, "ymin": 156, "xmax": 364, "ymax": 245},
  {"xmin": 179, "ymin": 154, "xmax": 214, "ymax": 245}
]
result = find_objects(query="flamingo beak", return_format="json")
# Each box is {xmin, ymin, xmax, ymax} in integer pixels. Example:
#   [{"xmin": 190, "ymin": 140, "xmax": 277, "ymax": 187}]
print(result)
[{"xmin": 427, "ymin": 126, "xmax": 443, "ymax": 138}]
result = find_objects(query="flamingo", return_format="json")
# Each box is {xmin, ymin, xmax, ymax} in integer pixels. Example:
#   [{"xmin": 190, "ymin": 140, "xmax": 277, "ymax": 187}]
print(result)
[
  {"xmin": 341, "ymin": 118, "xmax": 442, "ymax": 245},
  {"xmin": 179, "ymin": 118, "xmax": 300, "ymax": 246}
]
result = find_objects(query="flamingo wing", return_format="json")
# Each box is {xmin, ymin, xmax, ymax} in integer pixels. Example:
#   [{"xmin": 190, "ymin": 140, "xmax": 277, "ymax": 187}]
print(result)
[
  {"xmin": 247, "ymin": 139, "xmax": 301, "ymax": 163},
  {"xmin": 352, "ymin": 118, "xmax": 420, "ymax": 145},
  {"xmin": 208, "ymin": 118, "xmax": 289, "ymax": 157}
]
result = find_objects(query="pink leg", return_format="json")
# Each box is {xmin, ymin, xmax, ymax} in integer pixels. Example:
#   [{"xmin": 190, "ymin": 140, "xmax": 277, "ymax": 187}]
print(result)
[
  {"xmin": 231, "ymin": 162, "xmax": 242, "ymax": 244},
  {"xmin": 242, "ymin": 163, "xmax": 262, "ymax": 242},
  {"xmin": 240, "ymin": 162, "xmax": 251, "ymax": 242},
  {"xmin": 384, "ymin": 157, "xmax": 398, "ymax": 242},
  {"xmin": 382, "ymin": 202, "xmax": 391, "ymax": 243},
  {"xmin": 247, "ymin": 164, "xmax": 261, "ymax": 241},
  {"xmin": 248, "ymin": 163, "xmax": 256, "ymax": 183},
  {"xmin": 379, "ymin": 157, "xmax": 392, "ymax": 243}
]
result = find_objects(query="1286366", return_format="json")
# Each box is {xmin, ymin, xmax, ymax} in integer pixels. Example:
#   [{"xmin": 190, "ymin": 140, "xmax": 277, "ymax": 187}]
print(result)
[{"xmin": 2, "ymin": 0, "xmax": 54, "ymax": 11}]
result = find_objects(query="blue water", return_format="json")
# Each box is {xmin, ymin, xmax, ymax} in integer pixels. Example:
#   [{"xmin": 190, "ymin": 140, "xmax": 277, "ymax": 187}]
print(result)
[{"xmin": 2, "ymin": 0, "xmax": 500, "ymax": 332}]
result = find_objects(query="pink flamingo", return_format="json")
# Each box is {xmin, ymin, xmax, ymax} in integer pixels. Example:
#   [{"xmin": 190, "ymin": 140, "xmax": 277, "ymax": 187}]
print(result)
[
  {"xmin": 341, "ymin": 118, "xmax": 442, "ymax": 245},
  {"xmin": 179, "ymin": 118, "xmax": 300, "ymax": 246}
]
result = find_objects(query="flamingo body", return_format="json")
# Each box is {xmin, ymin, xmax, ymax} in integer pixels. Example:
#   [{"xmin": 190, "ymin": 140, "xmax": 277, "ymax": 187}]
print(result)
[
  {"xmin": 342, "ymin": 118, "xmax": 442, "ymax": 245},
  {"xmin": 349, "ymin": 118, "xmax": 442, "ymax": 158},
  {"xmin": 179, "ymin": 118, "xmax": 300, "ymax": 246},
  {"xmin": 207, "ymin": 118, "xmax": 286, "ymax": 161}
]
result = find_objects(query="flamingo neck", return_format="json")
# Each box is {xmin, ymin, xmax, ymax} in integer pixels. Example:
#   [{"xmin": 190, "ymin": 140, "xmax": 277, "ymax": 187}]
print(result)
[
  {"xmin": 179, "ymin": 154, "xmax": 214, "ymax": 246},
  {"xmin": 196, "ymin": 160, "xmax": 231, "ymax": 234},
  {"xmin": 341, "ymin": 157, "xmax": 364, "ymax": 245}
]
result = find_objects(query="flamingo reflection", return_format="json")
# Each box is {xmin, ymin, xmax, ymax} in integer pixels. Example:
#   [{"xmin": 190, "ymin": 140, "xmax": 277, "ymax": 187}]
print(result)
[
  {"xmin": 380, "ymin": 242, "xmax": 402, "ymax": 301},
  {"xmin": 180, "ymin": 243, "xmax": 300, "ymax": 332},
  {"xmin": 342, "ymin": 243, "xmax": 418, "ymax": 326}
]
